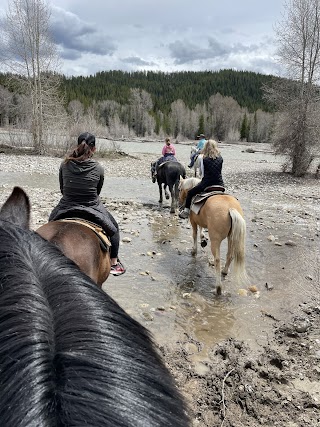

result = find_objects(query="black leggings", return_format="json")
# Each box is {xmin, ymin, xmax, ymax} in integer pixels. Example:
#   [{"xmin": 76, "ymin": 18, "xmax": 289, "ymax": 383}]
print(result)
[
  {"xmin": 185, "ymin": 182, "xmax": 208, "ymax": 209},
  {"xmin": 107, "ymin": 212, "xmax": 120, "ymax": 259}
]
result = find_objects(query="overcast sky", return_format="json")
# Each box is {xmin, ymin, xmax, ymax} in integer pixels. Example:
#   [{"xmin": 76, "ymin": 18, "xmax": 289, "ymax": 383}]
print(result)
[{"xmin": 0, "ymin": 0, "xmax": 285, "ymax": 77}]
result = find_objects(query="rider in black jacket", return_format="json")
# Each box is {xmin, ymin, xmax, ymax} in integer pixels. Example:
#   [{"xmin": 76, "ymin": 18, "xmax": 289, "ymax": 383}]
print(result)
[
  {"xmin": 179, "ymin": 139, "xmax": 224, "ymax": 219},
  {"xmin": 49, "ymin": 132, "xmax": 125, "ymax": 276}
]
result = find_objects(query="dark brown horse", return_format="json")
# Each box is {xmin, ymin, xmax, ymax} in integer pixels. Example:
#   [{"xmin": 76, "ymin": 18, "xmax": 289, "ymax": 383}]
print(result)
[
  {"xmin": 0, "ymin": 187, "xmax": 190, "ymax": 426},
  {"xmin": 36, "ymin": 219, "xmax": 111, "ymax": 286}
]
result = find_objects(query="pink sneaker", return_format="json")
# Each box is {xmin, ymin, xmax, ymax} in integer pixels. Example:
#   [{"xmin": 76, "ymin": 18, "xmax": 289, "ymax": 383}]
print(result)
[{"xmin": 110, "ymin": 260, "xmax": 126, "ymax": 276}]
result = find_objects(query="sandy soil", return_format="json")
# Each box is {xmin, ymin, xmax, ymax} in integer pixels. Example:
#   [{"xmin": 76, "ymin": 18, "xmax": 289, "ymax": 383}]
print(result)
[{"xmin": 0, "ymin": 143, "xmax": 319, "ymax": 426}]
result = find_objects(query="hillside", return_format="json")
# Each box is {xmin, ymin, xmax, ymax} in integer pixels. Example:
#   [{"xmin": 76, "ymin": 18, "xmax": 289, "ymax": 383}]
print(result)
[{"xmin": 61, "ymin": 69, "xmax": 276, "ymax": 113}]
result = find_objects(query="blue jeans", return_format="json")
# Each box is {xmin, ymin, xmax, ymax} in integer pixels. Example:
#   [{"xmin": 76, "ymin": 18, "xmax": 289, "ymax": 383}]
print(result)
[{"xmin": 189, "ymin": 152, "xmax": 199, "ymax": 167}]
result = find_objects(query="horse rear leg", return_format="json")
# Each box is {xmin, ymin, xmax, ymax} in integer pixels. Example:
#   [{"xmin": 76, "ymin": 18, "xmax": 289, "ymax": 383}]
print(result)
[
  {"xmin": 222, "ymin": 236, "xmax": 233, "ymax": 276},
  {"xmin": 169, "ymin": 184, "xmax": 176, "ymax": 213},
  {"xmin": 158, "ymin": 183, "xmax": 163, "ymax": 203},
  {"xmin": 164, "ymin": 185, "xmax": 170, "ymax": 200},
  {"xmin": 199, "ymin": 227, "xmax": 208, "ymax": 247},
  {"xmin": 210, "ymin": 239, "xmax": 223, "ymax": 295}
]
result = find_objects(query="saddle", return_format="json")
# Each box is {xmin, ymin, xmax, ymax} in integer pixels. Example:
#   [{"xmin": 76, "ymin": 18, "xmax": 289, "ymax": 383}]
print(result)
[
  {"xmin": 56, "ymin": 218, "xmax": 111, "ymax": 252},
  {"xmin": 158, "ymin": 158, "xmax": 177, "ymax": 169},
  {"xmin": 191, "ymin": 186, "xmax": 226, "ymax": 215}
]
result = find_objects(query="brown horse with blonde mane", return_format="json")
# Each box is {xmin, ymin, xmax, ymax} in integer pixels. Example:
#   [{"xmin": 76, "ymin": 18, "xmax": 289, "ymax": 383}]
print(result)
[{"xmin": 179, "ymin": 177, "xmax": 248, "ymax": 295}]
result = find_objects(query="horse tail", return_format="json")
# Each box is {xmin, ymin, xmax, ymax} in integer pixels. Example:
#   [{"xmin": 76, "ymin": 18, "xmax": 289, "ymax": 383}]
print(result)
[{"xmin": 229, "ymin": 208, "xmax": 249, "ymax": 285}]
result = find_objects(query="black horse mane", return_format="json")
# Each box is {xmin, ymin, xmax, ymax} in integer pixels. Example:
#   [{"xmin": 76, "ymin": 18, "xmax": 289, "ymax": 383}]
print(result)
[{"xmin": 0, "ymin": 219, "xmax": 189, "ymax": 426}]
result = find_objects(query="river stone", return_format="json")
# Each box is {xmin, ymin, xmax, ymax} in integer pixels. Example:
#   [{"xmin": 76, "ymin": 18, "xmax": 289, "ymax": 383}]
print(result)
[{"xmin": 141, "ymin": 312, "xmax": 154, "ymax": 321}]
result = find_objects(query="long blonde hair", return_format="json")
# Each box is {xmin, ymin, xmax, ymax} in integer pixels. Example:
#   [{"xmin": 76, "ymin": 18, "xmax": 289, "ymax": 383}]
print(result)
[{"xmin": 202, "ymin": 139, "xmax": 220, "ymax": 159}]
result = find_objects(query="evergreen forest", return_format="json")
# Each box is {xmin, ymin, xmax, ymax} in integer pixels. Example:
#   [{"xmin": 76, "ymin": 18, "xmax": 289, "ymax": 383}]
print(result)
[
  {"xmin": 0, "ymin": 68, "xmax": 278, "ymax": 143},
  {"xmin": 61, "ymin": 69, "xmax": 275, "ymax": 113}
]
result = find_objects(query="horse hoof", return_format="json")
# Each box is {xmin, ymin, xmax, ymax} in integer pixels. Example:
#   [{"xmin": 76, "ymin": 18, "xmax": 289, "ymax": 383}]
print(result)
[
  {"xmin": 200, "ymin": 239, "xmax": 207, "ymax": 247},
  {"xmin": 216, "ymin": 286, "xmax": 222, "ymax": 296},
  {"xmin": 221, "ymin": 270, "xmax": 228, "ymax": 276}
]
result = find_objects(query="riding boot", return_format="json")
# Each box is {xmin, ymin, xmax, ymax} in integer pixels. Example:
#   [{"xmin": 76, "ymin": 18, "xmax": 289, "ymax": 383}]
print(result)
[{"xmin": 179, "ymin": 208, "xmax": 190, "ymax": 219}]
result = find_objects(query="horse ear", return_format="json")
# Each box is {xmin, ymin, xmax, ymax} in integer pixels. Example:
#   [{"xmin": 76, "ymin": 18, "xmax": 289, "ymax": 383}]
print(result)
[
  {"xmin": 179, "ymin": 175, "xmax": 184, "ymax": 182},
  {"xmin": 0, "ymin": 187, "xmax": 30, "ymax": 229}
]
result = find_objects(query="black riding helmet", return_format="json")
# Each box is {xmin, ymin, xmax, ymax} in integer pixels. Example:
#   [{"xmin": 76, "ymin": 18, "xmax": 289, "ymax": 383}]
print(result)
[{"xmin": 78, "ymin": 132, "xmax": 95, "ymax": 147}]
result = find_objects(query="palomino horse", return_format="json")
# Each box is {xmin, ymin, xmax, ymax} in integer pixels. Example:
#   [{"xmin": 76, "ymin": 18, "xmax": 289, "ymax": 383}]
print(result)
[
  {"xmin": 179, "ymin": 178, "xmax": 248, "ymax": 295},
  {"xmin": 190, "ymin": 146, "xmax": 203, "ymax": 178},
  {"xmin": 0, "ymin": 187, "xmax": 190, "ymax": 426},
  {"xmin": 151, "ymin": 161, "xmax": 186, "ymax": 213},
  {"xmin": 36, "ymin": 219, "xmax": 111, "ymax": 286}
]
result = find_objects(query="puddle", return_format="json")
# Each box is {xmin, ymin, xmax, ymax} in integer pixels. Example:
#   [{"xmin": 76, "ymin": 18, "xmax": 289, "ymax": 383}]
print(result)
[{"xmin": 104, "ymin": 203, "xmax": 319, "ymax": 359}]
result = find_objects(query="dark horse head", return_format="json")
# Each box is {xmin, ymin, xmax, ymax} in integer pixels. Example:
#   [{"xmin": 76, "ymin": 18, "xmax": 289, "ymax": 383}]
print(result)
[
  {"xmin": 0, "ymin": 187, "xmax": 190, "ymax": 426},
  {"xmin": 151, "ymin": 161, "xmax": 157, "ymax": 183}
]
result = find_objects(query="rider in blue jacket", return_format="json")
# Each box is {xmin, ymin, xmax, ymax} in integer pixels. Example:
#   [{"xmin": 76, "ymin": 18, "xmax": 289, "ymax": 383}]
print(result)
[{"xmin": 188, "ymin": 134, "xmax": 207, "ymax": 168}]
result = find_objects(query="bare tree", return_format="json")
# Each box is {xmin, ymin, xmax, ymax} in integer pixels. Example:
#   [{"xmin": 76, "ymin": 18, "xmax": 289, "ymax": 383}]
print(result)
[
  {"xmin": 169, "ymin": 99, "xmax": 185, "ymax": 137},
  {"xmin": 249, "ymin": 109, "xmax": 275, "ymax": 143},
  {"xmin": 0, "ymin": 86, "xmax": 13, "ymax": 126},
  {"xmin": 97, "ymin": 100, "xmax": 120, "ymax": 127},
  {"xmin": 208, "ymin": 93, "xmax": 242, "ymax": 141},
  {"xmin": 68, "ymin": 100, "xmax": 84, "ymax": 125},
  {"xmin": 129, "ymin": 88, "xmax": 154, "ymax": 137},
  {"xmin": 264, "ymin": 0, "xmax": 320, "ymax": 176},
  {"xmin": 0, "ymin": 0, "xmax": 65, "ymax": 154}
]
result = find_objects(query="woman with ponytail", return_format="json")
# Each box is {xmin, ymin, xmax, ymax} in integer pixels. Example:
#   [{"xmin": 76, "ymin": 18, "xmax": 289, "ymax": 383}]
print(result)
[{"xmin": 49, "ymin": 132, "xmax": 125, "ymax": 276}]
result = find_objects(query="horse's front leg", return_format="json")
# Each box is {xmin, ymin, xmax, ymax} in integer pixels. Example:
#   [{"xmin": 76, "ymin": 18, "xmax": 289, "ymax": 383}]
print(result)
[
  {"xmin": 190, "ymin": 219, "xmax": 198, "ymax": 256},
  {"xmin": 158, "ymin": 183, "xmax": 163, "ymax": 204}
]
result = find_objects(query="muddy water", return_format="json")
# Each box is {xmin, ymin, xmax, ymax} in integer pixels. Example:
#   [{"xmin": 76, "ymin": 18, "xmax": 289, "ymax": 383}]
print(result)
[
  {"xmin": 2, "ymin": 140, "xmax": 319, "ymax": 361},
  {"xmin": 104, "ymin": 195, "xmax": 319, "ymax": 363}
]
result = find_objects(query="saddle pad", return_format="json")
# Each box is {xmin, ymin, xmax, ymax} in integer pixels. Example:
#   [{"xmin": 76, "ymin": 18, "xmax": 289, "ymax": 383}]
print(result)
[
  {"xmin": 58, "ymin": 218, "xmax": 111, "ymax": 251},
  {"xmin": 191, "ymin": 191, "xmax": 228, "ymax": 215},
  {"xmin": 158, "ymin": 159, "xmax": 177, "ymax": 169}
]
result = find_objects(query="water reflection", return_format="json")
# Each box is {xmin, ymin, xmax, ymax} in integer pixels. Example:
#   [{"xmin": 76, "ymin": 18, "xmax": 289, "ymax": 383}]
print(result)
[
  {"xmin": 176, "ymin": 292, "xmax": 236, "ymax": 356},
  {"xmin": 0, "ymin": 172, "xmax": 58, "ymax": 190},
  {"xmin": 149, "ymin": 212, "xmax": 182, "ymax": 242}
]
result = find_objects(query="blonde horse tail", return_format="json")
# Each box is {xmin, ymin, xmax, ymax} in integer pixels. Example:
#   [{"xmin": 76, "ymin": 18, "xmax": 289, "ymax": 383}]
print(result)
[{"xmin": 229, "ymin": 208, "xmax": 248, "ymax": 285}]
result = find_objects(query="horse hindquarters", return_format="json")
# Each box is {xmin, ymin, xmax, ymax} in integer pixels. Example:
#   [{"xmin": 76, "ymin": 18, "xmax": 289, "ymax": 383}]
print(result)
[
  {"xmin": 195, "ymin": 198, "xmax": 232, "ymax": 294},
  {"xmin": 223, "ymin": 208, "xmax": 248, "ymax": 285},
  {"xmin": 36, "ymin": 222, "xmax": 111, "ymax": 286}
]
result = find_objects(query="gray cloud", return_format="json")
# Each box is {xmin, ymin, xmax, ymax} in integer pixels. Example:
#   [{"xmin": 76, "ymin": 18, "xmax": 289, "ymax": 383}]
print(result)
[
  {"xmin": 121, "ymin": 56, "xmax": 156, "ymax": 66},
  {"xmin": 168, "ymin": 36, "xmax": 276, "ymax": 67},
  {"xmin": 168, "ymin": 38, "xmax": 230, "ymax": 64},
  {"xmin": 51, "ymin": 6, "xmax": 116, "ymax": 59},
  {"xmin": 0, "ymin": 0, "xmax": 282, "ymax": 76}
]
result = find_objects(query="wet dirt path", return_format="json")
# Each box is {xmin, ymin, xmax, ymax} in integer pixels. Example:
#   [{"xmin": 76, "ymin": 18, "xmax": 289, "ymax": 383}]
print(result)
[
  {"xmin": 1, "ymin": 141, "xmax": 319, "ymax": 361},
  {"xmin": 103, "ymin": 184, "xmax": 319, "ymax": 361}
]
